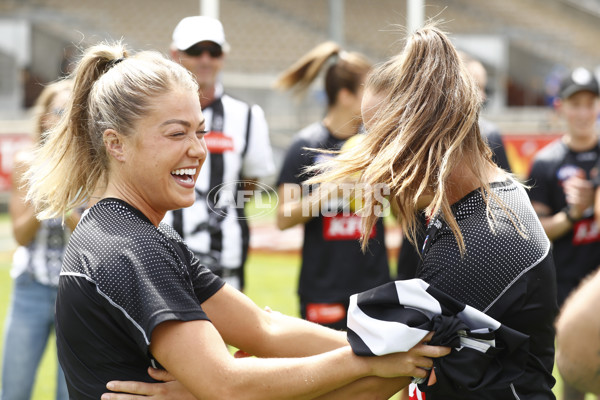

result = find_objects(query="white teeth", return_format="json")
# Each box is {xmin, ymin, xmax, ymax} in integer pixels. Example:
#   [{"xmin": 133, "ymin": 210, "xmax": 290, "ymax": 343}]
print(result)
[{"xmin": 171, "ymin": 168, "xmax": 196, "ymax": 175}]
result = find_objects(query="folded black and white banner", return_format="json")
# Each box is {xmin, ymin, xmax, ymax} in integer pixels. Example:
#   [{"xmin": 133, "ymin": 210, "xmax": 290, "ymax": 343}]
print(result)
[{"xmin": 347, "ymin": 279, "xmax": 529, "ymax": 396}]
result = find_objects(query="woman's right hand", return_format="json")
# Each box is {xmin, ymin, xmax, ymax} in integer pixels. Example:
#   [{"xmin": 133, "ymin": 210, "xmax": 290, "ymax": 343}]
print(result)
[{"xmin": 364, "ymin": 333, "xmax": 449, "ymax": 380}]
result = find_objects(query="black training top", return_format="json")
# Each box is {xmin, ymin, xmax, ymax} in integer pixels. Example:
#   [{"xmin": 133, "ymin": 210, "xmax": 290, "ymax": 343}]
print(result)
[
  {"xmin": 277, "ymin": 122, "xmax": 390, "ymax": 303},
  {"xmin": 56, "ymin": 198, "xmax": 225, "ymax": 400},
  {"xmin": 418, "ymin": 180, "xmax": 558, "ymax": 399},
  {"xmin": 528, "ymin": 138, "xmax": 600, "ymax": 305}
]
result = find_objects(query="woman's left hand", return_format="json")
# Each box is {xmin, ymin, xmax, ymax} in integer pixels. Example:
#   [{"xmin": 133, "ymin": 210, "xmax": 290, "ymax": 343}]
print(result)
[{"xmin": 101, "ymin": 367, "xmax": 195, "ymax": 400}]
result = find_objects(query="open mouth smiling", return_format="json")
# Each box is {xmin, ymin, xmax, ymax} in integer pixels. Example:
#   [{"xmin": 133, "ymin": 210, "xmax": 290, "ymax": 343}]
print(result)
[{"xmin": 171, "ymin": 168, "xmax": 197, "ymax": 185}]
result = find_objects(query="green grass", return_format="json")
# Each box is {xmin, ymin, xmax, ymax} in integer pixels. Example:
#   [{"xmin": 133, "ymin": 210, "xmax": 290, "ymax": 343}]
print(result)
[
  {"xmin": 245, "ymin": 251, "xmax": 301, "ymax": 317},
  {"xmin": 0, "ymin": 209, "xmax": 593, "ymax": 399}
]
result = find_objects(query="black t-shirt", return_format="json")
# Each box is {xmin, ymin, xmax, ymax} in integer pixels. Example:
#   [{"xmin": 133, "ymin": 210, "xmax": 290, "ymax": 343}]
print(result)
[
  {"xmin": 56, "ymin": 199, "xmax": 225, "ymax": 399},
  {"xmin": 277, "ymin": 122, "xmax": 390, "ymax": 303},
  {"xmin": 528, "ymin": 139, "xmax": 600, "ymax": 304},
  {"xmin": 418, "ymin": 180, "xmax": 557, "ymax": 399}
]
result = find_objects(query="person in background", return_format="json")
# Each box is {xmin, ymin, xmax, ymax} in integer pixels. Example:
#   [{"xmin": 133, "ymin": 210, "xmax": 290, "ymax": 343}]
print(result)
[
  {"xmin": 555, "ymin": 266, "xmax": 600, "ymax": 396},
  {"xmin": 308, "ymin": 24, "xmax": 557, "ymax": 399},
  {"xmin": 274, "ymin": 42, "xmax": 391, "ymax": 330},
  {"xmin": 163, "ymin": 15, "xmax": 275, "ymax": 291},
  {"xmin": 527, "ymin": 66, "xmax": 600, "ymax": 400},
  {"xmin": 1, "ymin": 79, "xmax": 80, "ymax": 400},
  {"xmin": 461, "ymin": 52, "xmax": 512, "ymax": 173},
  {"xmin": 24, "ymin": 40, "xmax": 449, "ymax": 400}
]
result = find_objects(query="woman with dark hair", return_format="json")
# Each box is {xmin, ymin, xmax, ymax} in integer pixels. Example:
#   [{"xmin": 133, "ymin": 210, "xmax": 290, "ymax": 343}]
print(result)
[{"xmin": 274, "ymin": 42, "xmax": 391, "ymax": 330}]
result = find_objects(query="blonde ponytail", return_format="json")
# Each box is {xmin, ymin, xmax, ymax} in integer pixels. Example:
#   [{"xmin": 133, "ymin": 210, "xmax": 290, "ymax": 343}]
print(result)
[
  {"xmin": 26, "ymin": 41, "xmax": 198, "ymax": 219},
  {"xmin": 307, "ymin": 24, "xmax": 512, "ymax": 255},
  {"xmin": 274, "ymin": 41, "xmax": 371, "ymax": 106}
]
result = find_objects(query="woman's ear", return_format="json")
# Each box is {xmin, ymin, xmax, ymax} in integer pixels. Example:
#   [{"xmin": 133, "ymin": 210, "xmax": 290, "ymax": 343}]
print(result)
[
  {"xmin": 337, "ymin": 87, "xmax": 354, "ymax": 107},
  {"xmin": 103, "ymin": 129, "xmax": 126, "ymax": 162}
]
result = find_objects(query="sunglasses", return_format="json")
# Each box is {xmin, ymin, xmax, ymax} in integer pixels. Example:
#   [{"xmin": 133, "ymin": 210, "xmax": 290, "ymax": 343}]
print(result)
[{"xmin": 183, "ymin": 43, "xmax": 223, "ymax": 58}]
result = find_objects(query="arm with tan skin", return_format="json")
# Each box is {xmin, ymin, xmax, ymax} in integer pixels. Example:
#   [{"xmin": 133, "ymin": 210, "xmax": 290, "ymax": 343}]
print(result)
[
  {"xmin": 532, "ymin": 174, "xmax": 595, "ymax": 241},
  {"xmin": 102, "ymin": 285, "xmax": 448, "ymax": 400},
  {"xmin": 555, "ymin": 267, "xmax": 600, "ymax": 395},
  {"xmin": 276, "ymin": 183, "xmax": 316, "ymax": 230},
  {"xmin": 532, "ymin": 201, "xmax": 575, "ymax": 241},
  {"xmin": 277, "ymin": 180, "xmax": 362, "ymax": 231},
  {"xmin": 105, "ymin": 368, "xmax": 412, "ymax": 400}
]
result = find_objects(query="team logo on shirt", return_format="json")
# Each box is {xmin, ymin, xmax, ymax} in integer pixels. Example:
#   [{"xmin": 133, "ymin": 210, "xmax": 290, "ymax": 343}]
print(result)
[
  {"xmin": 556, "ymin": 164, "xmax": 583, "ymax": 183},
  {"xmin": 555, "ymin": 164, "xmax": 599, "ymax": 245},
  {"xmin": 204, "ymin": 131, "xmax": 234, "ymax": 153},
  {"xmin": 322, "ymin": 214, "xmax": 376, "ymax": 240},
  {"xmin": 306, "ymin": 303, "xmax": 346, "ymax": 324}
]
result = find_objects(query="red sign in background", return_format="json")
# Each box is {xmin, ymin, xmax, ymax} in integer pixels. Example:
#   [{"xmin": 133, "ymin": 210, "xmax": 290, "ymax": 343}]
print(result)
[
  {"xmin": 0, "ymin": 134, "xmax": 31, "ymax": 192},
  {"xmin": 503, "ymin": 133, "xmax": 561, "ymax": 179}
]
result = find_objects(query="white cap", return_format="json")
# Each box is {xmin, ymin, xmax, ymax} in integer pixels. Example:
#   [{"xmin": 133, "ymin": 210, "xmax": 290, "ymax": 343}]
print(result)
[{"xmin": 172, "ymin": 16, "xmax": 230, "ymax": 52}]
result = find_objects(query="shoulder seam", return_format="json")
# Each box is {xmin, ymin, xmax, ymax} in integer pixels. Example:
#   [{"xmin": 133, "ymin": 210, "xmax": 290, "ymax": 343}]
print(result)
[{"xmin": 482, "ymin": 239, "xmax": 551, "ymax": 313}]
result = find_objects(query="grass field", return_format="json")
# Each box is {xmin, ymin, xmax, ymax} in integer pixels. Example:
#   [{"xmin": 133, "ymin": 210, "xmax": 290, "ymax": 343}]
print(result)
[{"xmin": 0, "ymin": 209, "xmax": 592, "ymax": 399}]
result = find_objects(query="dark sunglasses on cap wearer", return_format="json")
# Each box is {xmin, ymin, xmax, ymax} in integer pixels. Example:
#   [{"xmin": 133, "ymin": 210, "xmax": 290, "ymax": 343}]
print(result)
[{"xmin": 183, "ymin": 42, "xmax": 223, "ymax": 58}]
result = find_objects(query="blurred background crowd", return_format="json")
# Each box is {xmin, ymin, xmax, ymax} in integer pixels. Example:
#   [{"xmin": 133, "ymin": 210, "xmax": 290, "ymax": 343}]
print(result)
[{"xmin": 1, "ymin": 0, "xmax": 600, "ymax": 196}]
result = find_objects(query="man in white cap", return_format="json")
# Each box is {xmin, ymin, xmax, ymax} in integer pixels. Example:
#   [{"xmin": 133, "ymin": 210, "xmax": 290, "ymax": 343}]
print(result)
[
  {"xmin": 171, "ymin": 15, "xmax": 230, "ymax": 109},
  {"xmin": 164, "ymin": 16, "xmax": 275, "ymax": 291},
  {"xmin": 528, "ymin": 67, "xmax": 600, "ymax": 400}
]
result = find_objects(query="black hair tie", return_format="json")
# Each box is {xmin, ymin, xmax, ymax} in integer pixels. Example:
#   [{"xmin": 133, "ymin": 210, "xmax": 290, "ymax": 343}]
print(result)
[{"xmin": 105, "ymin": 57, "xmax": 125, "ymax": 72}]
